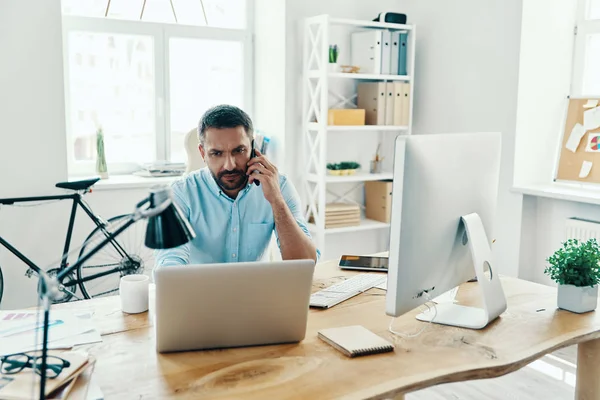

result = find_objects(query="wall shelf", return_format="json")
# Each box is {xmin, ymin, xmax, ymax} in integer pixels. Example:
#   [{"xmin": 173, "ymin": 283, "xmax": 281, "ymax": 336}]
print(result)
[
  {"xmin": 308, "ymin": 218, "xmax": 391, "ymax": 234},
  {"xmin": 307, "ymin": 172, "xmax": 393, "ymax": 183},
  {"xmin": 308, "ymin": 71, "xmax": 411, "ymax": 81},
  {"xmin": 307, "ymin": 123, "xmax": 408, "ymax": 132}
]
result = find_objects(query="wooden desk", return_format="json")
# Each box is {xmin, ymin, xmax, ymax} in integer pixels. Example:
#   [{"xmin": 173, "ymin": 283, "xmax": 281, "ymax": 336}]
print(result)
[{"xmin": 53, "ymin": 259, "xmax": 600, "ymax": 400}]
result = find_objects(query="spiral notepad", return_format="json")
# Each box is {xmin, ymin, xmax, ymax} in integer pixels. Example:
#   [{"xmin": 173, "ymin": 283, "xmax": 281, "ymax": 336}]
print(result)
[{"xmin": 317, "ymin": 325, "xmax": 394, "ymax": 357}]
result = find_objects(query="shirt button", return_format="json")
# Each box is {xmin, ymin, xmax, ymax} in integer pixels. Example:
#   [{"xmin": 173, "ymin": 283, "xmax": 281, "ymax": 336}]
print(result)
[
  {"xmin": 232, "ymin": 253, "xmax": 236, "ymax": 258},
  {"xmin": 233, "ymin": 228, "xmax": 237, "ymax": 232}
]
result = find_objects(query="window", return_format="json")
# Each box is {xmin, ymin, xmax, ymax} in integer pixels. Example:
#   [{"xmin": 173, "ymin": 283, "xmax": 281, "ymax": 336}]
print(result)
[
  {"xmin": 573, "ymin": 0, "xmax": 600, "ymax": 95},
  {"xmin": 61, "ymin": 0, "xmax": 252, "ymax": 175}
]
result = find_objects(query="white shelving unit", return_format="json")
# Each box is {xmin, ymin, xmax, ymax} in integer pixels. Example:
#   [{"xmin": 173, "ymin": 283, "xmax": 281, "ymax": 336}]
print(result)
[{"xmin": 301, "ymin": 14, "xmax": 416, "ymax": 254}]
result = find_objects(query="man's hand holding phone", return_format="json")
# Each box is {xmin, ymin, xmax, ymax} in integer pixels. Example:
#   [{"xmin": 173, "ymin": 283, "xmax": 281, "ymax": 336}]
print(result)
[{"xmin": 247, "ymin": 148, "xmax": 284, "ymax": 206}]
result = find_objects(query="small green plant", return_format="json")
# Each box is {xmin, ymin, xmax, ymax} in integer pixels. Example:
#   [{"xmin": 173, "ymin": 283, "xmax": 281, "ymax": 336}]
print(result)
[
  {"xmin": 326, "ymin": 161, "xmax": 360, "ymax": 170},
  {"xmin": 544, "ymin": 238, "xmax": 600, "ymax": 287}
]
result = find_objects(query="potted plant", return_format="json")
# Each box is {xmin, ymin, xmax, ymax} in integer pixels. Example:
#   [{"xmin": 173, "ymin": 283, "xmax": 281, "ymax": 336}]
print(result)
[
  {"xmin": 327, "ymin": 161, "xmax": 360, "ymax": 175},
  {"xmin": 544, "ymin": 238, "xmax": 600, "ymax": 313}
]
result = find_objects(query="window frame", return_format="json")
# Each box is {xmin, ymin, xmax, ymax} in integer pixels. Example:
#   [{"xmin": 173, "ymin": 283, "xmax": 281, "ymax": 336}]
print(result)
[
  {"xmin": 61, "ymin": 2, "xmax": 254, "ymax": 176},
  {"xmin": 572, "ymin": 0, "xmax": 600, "ymax": 96}
]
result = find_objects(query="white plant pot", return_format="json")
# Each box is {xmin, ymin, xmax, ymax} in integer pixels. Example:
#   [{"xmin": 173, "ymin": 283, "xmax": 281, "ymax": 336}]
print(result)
[{"xmin": 557, "ymin": 284, "xmax": 598, "ymax": 313}]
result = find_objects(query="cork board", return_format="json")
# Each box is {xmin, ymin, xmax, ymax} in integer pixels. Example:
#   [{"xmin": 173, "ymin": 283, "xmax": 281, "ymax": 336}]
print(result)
[{"xmin": 555, "ymin": 97, "xmax": 600, "ymax": 183}]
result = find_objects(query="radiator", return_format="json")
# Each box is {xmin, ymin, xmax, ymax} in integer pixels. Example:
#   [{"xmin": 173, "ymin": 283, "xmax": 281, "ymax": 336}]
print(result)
[{"xmin": 565, "ymin": 218, "xmax": 600, "ymax": 241}]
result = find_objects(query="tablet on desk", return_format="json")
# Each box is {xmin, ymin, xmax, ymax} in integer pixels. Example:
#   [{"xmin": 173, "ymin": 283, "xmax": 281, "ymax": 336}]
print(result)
[{"xmin": 338, "ymin": 255, "xmax": 388, "ymax": 272}]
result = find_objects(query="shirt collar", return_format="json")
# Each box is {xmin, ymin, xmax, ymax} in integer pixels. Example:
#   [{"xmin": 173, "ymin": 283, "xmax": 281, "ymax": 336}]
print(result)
[{"xmin": 200, "ymin": 167, "xmax": 253, "ymax": 201}]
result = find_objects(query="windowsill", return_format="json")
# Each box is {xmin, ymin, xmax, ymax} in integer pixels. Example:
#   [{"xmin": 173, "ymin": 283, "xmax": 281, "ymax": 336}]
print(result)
[
  {"xmin": 512, "ymin": 182, "xmax": 600, "ymax": 206},
  {"xmin": 86, "ymin": 174, "xmax": 182, "ymax": 191}
]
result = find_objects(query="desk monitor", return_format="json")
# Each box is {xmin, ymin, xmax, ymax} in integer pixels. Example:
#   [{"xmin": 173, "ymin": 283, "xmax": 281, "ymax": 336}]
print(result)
[{"xmin": 385, "ymin": 132, "xmax": 507, "ymax": 329}]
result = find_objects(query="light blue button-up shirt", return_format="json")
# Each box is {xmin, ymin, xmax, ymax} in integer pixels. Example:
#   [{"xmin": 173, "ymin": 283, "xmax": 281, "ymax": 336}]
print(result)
[{"xmin": 154, "ymin": 167, "xmax": 319, "ymax": 267}]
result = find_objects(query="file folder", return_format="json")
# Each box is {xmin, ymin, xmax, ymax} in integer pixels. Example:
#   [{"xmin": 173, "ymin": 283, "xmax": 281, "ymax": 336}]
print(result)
[
  {"xmin": 351, "ymin": 30, "xmax": 383, "ymax": 74},
  {"xmin": 390, "ymin": 32, "xmax": 400, "ymax": 76},
  {"xmin": 385, "ymin": 82, "xmax": 395, "ymax": 125},
  {"xmin": 357, "ymin": 82, "xmax": 386, "ymax": 125},
  {"xmin": 381, "ymin": 30, "xmax": 392, "ymax": 75},
  {"xmin": 398, "ymin": 32, "xmax": 408, "ymax": 75}
]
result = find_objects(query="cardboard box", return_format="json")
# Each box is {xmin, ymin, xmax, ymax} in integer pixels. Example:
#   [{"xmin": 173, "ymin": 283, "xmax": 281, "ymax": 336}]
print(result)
[
  {"xmin": 327, "ymin": 109, "xmax": 366, "ymax": 126},
  {"xmin": 365, "ymin": 180, "xmax": 392, "ymax": 223}
]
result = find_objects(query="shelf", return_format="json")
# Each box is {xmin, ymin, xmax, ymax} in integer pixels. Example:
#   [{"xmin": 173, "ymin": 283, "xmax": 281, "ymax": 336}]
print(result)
[
  {"xmin": 308, "ymin": 218, "xmax": 391, "ymax": 234},
  {"xmin": 307, "ymin": 123, "xmax": 408, "ymax": 132},
  {"xmin": 329, "ymin": 17, "xmax": 413, "ymax": 31},
  {"xmin": 307, "ymin": 172, "xmax": 393, "ymax": 183},
  {"xmin": 308, "ymin": 71, "xmax": 411, "ymax": 81}
]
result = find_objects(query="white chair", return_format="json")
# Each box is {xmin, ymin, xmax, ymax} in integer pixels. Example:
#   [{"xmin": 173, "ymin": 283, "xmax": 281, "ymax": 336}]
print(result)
[{"xmin": 184, "ymin": 128, "xmax": 206, "ymax": 173}]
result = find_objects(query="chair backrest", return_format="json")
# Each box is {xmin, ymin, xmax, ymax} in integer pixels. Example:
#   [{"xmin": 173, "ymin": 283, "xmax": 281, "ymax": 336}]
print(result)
[{"xmin": 184, "ymin": 128, "xmax": 205, "ymax": 173}]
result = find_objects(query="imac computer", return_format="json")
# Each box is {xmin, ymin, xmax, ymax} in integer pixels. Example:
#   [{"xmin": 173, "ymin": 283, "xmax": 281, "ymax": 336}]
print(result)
[{"xmin": 385, "ymin": 132, "xmax": 507, "ymax": 329}]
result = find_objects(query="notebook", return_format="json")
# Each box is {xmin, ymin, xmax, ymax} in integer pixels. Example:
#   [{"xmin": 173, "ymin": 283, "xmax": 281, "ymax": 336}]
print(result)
[{"xmin": 317, "ymin": 325, "xmax": 394, "ymax": 357}]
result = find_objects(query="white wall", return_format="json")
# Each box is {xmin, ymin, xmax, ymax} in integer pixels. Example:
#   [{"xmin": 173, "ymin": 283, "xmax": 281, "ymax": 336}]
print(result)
[
  {"xmin": 513, "ymin": 0, "xmax": 577, "ymax": 187},
  {"xmin": 286, "ymin": 0, "xmax": 525, "ymax": 272},
  {"xmin": 253, "ymin": 0, "xmax": 288, "ymax": 173},
  {"xmin": 520, "ymin": 196, "xmax": 600, "ymax": 285}
]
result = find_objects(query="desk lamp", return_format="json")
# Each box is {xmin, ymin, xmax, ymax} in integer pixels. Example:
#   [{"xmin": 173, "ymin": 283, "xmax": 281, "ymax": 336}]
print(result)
[{"xmin": 35, "ymin": 185, "xmax": 195, "ymax": 399}]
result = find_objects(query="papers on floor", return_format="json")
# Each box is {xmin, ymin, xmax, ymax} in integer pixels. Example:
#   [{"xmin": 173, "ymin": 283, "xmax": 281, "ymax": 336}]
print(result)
[
  {"xmin": 373, "ymin": 278, "xmax": 458, "ymax": 304},
  {"xmin": 0, "ymin": 309, "xmax": 102, "ymax": 357},
  {"xmin": 584, "ymin": 99, "xmax": 599, "ymax": 109},
  {"xmin": 133, "ymin": 161, "xmax": 186, "ymax": 177}
]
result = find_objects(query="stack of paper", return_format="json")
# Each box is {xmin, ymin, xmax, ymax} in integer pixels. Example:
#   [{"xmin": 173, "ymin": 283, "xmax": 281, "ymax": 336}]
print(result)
[
  {"xmin": 0, "ymin": 309, "xmax": 102, "ymax": 357},
  {"xmin": 133, "ymin": 161, "xmax": 186, "ymax": 177},
  {"xmin": 323, "ymin": 203, "xmax": 361, "ymax": 229}
]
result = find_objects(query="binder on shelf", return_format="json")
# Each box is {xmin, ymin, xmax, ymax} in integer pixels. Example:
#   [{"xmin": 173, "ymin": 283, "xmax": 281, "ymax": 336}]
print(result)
[
  {"xmin": 385, "ymin": 82, "xmax": 395, "ymax": 125},
  {"xmin": 400, "ymin": 82, "xmax": 411, "ymax": 126},
  {"xmin": 390, "ymin": 32, "xmax": 400, "ymax": 76},
  {"xmin": 357, "ymin": 82, "xmax": 386, "ymax": 125},
  {"xmin": 398, "ymin": 32, "xmax": 408, "ymax": 75},
  {"xmin": 350, "ymin": 30, "xmax": 383, "ymax": 74},
  {"xmin": 380, "ymin": 30, "xmax": 392, "ymax": 75},
  {"xmin": 392, "ymin": 82, "xmax": 404, "ymax": 126}
]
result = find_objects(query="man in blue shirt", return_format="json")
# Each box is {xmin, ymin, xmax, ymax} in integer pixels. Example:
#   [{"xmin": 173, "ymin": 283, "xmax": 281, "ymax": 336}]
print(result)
[{"xmin": 154, "ymin": 105, "xmax": 319, "ymax": 267}]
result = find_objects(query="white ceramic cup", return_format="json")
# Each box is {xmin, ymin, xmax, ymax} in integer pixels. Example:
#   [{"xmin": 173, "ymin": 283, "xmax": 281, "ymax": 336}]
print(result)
[{"xmin": 119, "ymin": 275, "xmax": 149, "ymax": 314}]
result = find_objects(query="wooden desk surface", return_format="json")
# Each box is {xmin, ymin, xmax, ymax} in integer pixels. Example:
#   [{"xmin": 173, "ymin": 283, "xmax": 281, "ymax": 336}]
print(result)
[{"xmin": 53, "ymin": 259, "xmax": 600, "ymax": 400}]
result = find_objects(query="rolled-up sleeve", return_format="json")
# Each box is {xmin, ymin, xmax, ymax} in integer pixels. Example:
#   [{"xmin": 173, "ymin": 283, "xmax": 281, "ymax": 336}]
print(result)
[{"xmin": 277, "ymin": 175, "xmax": 321, "ymax": 261}]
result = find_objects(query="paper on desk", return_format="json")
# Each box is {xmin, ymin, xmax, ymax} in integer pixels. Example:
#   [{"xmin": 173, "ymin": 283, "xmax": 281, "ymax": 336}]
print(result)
[
  {"xmin": 579, "ymin": 160, "xmax": 593, "ymax": 178},
  {"xmin": 584, "ymin": 106, "xmax": 600, "ymax": 131},
  {"xmin": 584, "ymin": 99, "xmax": 599, "ymax": 109},
  {"xmin": 566, "ymin": 123, "xmax": 587, "ymax": 152},
  {"xmin": 373, "ymin": 278, "xmax": 458, "ymax": 304},
  {"xmin": 0, "ymin": 309, "xmax": 101, "ymax": 356}
]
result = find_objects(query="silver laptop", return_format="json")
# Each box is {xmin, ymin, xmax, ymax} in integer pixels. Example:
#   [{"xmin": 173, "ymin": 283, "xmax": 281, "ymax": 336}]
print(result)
[{"xmin": 153, "ymin": 259, "xmax": 316, "ymax": 353}]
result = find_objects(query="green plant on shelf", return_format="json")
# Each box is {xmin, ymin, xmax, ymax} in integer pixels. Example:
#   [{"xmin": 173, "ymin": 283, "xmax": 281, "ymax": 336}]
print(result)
[{"xmin": 327, "ymin": 161, "xmax": 360, "ymax": 175}]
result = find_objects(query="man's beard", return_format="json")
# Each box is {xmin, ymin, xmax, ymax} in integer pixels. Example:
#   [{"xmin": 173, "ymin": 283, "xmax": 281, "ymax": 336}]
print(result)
[{"xmin": 211, "ymin": 168, "xmax": 248, "ymax": 191}]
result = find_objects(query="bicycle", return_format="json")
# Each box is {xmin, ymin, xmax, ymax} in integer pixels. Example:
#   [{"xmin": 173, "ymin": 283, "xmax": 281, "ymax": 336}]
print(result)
[{"xmin": 0, "ymin": 178, "xmax": 153, "ymax": 304}]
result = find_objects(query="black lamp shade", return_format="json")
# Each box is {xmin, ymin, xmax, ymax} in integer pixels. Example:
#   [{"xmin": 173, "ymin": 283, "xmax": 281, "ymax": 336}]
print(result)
[{"xmin": 144, "ymin": 187, "xmax": 196, "ymax": 249}]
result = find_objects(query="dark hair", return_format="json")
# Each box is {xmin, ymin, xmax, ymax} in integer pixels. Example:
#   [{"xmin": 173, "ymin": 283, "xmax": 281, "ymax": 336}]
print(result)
[{"xmin": 197, "ymin": 104, "xmax": 254, "ymax": 144}]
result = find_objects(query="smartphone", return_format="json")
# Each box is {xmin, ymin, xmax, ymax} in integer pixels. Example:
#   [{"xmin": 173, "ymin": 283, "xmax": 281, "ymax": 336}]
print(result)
[
  {"xmin": 250, "ymin": 139, "xmax": 260, "ymax": 186},
  {"xmin": 338, "ymin": 255, "xmax": 388, "ymax": 272}
]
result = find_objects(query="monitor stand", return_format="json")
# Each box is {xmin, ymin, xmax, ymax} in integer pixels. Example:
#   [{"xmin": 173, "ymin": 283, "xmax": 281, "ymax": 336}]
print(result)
[{"xmin": 416, "ymin": 213, "xmax": 507, "ymax": 329}]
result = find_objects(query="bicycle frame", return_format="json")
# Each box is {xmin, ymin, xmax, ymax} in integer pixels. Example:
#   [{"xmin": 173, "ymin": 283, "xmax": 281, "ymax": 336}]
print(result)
[{"xmin": 0, "ymin": 192, "xmax": 133, "ymax": 283}]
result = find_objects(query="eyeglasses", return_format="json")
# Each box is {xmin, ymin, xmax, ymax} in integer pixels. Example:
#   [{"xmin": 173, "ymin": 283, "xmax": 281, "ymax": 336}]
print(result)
[{"xmin": 0, "ymin": 352, "xmax": 70, "ymax": 379}]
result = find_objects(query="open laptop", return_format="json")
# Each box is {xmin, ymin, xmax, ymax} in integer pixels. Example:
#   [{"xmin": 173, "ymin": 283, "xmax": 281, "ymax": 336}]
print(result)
[{"xmin": 153, "ymin": 259, "xmax": 316, "ymax": 353}]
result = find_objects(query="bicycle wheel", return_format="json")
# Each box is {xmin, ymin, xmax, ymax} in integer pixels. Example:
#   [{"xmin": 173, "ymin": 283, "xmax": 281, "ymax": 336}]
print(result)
[
  {"xmin": 0, "ymin": 266, "xmax": 3, "ymax": 306},
  {"xmin": 76, "ymin": 214, "xmax": 154, "ymax": 299}
]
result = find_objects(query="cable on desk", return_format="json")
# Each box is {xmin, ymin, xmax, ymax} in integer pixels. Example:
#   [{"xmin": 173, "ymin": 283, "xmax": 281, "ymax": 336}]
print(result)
[{"xmin": 388, "ymin": 292, "xmax": 437, "ymax": 338}]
